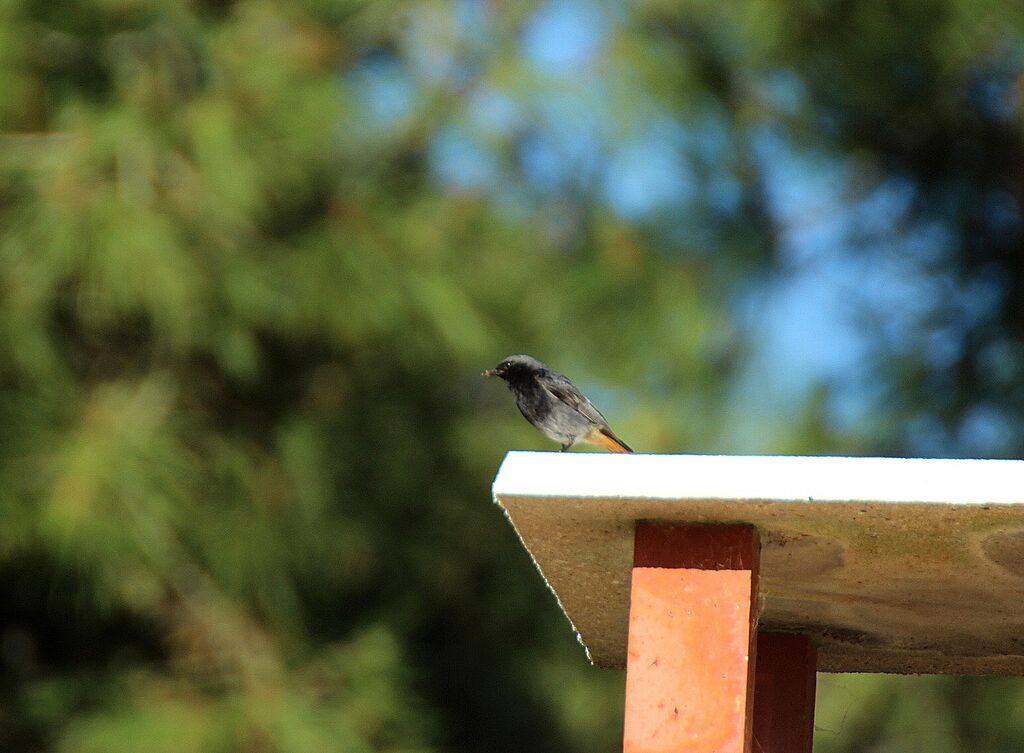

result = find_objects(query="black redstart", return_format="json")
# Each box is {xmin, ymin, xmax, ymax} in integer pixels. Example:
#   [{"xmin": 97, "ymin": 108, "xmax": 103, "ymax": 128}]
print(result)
[{"xmin": 482, "ymin": 354, "xmax": 633, "ymax": 453}]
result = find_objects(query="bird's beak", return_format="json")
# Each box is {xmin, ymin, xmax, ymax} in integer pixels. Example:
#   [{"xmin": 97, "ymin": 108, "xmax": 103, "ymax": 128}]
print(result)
[{"xmin": 481, "ymin": 369, "xmax": 497, "ymax": 378}]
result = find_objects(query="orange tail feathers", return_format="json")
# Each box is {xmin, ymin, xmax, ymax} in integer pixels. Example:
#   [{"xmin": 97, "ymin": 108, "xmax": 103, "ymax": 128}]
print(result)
[{"xmin": 586, "ymin": 427, "xmax": 633, "ymax": 453}]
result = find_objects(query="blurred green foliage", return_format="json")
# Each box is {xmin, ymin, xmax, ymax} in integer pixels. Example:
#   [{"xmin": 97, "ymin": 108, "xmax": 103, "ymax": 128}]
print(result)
[{"xmin": 1, "ymin": 0, "xmax": 1024, "ymax": 752}]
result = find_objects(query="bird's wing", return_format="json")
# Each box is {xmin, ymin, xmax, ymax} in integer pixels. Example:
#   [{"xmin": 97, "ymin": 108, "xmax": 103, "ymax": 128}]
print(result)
[{"xmin": 536, "ymin": 370, "xmax": 611, "ymax": 428}]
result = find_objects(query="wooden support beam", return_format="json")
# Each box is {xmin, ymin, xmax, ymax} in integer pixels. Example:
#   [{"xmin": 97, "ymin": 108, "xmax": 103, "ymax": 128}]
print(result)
[
  {"xmin": 623, "ymin": 523, "xmax": 760, "ymax": 753},
  {"xmin": 752, "ymin": 633, "xmax": 817, "ymax": 753}
]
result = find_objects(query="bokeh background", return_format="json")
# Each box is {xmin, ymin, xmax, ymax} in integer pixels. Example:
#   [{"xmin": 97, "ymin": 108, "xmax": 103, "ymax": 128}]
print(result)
[{"xmin": 3, "ymin": 0, "xmax": 1024, "ymax": 751}]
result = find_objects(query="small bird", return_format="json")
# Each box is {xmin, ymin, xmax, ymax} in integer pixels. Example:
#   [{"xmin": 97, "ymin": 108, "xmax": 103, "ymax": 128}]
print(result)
[{"xmin": 483, "ymin": 354, "xmax": 633, "ymax": 453}]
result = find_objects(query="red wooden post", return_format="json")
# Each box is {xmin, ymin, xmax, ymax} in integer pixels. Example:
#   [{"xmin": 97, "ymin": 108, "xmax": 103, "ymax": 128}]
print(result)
[
  {"xmin": 623, "ymin": 523, "xmax": 760, "ymax": 753},
  {"xmin": 752, "ymin": 633, "xmax": 817, "ymax": 753}
]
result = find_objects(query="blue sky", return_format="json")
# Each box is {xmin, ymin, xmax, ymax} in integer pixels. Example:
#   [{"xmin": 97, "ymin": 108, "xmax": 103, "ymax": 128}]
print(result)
[{"xmin": 346, "ymin": 0, "xmax": 1016, "ymax": 455}]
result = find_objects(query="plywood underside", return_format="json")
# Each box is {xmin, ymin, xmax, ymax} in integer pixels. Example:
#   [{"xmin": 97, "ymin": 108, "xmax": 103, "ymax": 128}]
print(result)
[{"xmin": 492, "ymin": 453, "xmax": 1024, "ymax": 675}]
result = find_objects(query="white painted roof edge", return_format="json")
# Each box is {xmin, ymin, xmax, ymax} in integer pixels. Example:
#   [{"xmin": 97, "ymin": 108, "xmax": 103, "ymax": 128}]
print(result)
[{"xmin": 492, "ymin": 451, "xmax": 1024, "ymax": 505}]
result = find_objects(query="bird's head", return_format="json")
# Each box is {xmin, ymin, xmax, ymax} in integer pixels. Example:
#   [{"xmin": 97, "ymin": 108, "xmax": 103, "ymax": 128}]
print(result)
[{"xmin": 482, "ymin": 354, "xmax": 544, "ymax": 382}]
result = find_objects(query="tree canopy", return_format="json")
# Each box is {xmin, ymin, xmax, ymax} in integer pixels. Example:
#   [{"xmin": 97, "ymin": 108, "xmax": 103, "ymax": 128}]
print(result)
[{"xmin": 2, "ymin": 1, "xmax": 1024, "ymax": 751}]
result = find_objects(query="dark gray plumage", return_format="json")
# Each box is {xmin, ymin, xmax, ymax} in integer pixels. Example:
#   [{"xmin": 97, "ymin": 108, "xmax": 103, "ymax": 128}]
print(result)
[{"xmin": 483, "ymin": 354, "xmax": 632, "ymax": 452}]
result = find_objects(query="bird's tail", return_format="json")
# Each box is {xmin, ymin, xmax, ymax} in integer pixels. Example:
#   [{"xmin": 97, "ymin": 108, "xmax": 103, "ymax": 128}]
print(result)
[{"xmin": 587, "ymin": 427, "xmax": 633, "ymax": 453}]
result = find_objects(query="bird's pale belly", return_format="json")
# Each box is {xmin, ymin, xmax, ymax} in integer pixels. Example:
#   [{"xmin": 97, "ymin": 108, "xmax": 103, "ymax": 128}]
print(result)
[
  {"xmin": 513, "ymin": 387, "xmax": 591, "ymax": 444},
  {"xmin": 535, "ymin": 403, "xmax": 593, "ymax": 444}
]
